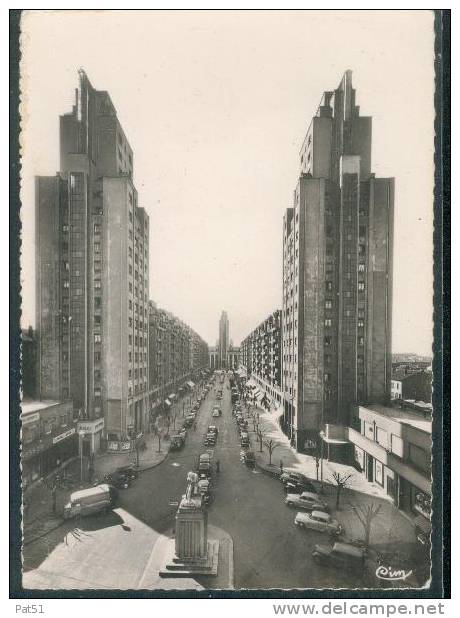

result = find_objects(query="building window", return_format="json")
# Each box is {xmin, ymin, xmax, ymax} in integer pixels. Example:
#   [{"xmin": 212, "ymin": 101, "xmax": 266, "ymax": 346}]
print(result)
[
  {"xmin": 358, "ymin": 282, "xmax": 365, "ymax": 291},
  {"xmin": 325, "ymin": 300, "xmax": 332, "ymax": 309},
  {"xmin": 94, "ymin": 334, "xmax": 101, "ymax": 343},
  {"xmin": 325, "ymin": 318, "xmax": 332, "ymax": 327},
  {"xmin": 94, "ymin": 243, "xmax": 100, "ymax": 253},
  {"xmin": 326, "ymin": 281, "xmax": 333, "ymax": 291},
  {"xmin": 358, "ymin": 264, "xmax": 365, "ymax": 272}
]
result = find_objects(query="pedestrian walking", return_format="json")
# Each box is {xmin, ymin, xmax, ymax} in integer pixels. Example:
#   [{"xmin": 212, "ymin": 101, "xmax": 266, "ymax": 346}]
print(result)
[
  {"xmin": 279, "ymin": 459, "xmax": 284, "ymax": 474},
  {"xmin": 216, "ymin": 459, "xmax": 220, "ymax": 473}
]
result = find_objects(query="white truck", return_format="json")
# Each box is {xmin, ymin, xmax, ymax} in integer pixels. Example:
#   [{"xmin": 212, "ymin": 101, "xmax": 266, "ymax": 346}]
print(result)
[{"xmin": 63, "ymin": 484, "xmax": 118, "ymax": 520}]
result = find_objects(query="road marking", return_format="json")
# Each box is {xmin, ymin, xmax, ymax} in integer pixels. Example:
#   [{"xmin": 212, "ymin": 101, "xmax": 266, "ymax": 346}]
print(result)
[{"xmin": 170, "ymin": 462, "xmax": 181, "ymax": 467}]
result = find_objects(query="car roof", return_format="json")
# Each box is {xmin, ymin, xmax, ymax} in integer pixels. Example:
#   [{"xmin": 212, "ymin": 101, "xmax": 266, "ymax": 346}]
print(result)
[
  {"xmin": 300, "ymin": 492, "xmax": 320, "ymax": 499},
  {"xmin": 311, "ymin": 511, "xmax": 331, "ymax": 521},
  {"xmin": 333, "ymin": 543, "xmax": 365, "ymax": 558}
]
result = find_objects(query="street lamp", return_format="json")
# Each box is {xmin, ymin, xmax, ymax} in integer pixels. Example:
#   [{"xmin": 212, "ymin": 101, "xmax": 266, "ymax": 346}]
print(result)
[{"xmin": 78, "ymin": 430, "xmax": 86, "ymax": 486}]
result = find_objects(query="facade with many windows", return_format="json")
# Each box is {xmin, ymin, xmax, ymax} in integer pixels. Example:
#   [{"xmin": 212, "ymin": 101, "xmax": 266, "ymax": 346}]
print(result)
[
  {"xmin": 282, "ymin": 71, "xmax": 394, "ymax": 452},
  {"xmin": 240, "ymin": 310, "xmax": 283, "ymax": 407},
  {"xmin": 148, "ymin": 301, "xmax": 209, "ymax": 421},
  {"xmin": 36, "ymin": 70, "xmax": 149, "ymax": 441}
]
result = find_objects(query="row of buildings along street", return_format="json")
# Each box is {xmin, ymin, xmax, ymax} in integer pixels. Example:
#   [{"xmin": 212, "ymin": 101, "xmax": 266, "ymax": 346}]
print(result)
[{"xmin": 20, "ymin": 69, "xmax": 432, "ymax": 590}]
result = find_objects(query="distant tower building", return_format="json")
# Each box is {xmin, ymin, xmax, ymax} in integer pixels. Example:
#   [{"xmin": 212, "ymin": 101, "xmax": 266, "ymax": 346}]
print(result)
[
  {"xmin": 282, "ymin": 71, "xmax": 394, "ymax": 454},
  {"xmin": 36, "ymin": 70, "xmax": 150, "ymax": 441},
  {"xmin": 218, "ymin": 311, "xmax": 229, "ymax": 369}
]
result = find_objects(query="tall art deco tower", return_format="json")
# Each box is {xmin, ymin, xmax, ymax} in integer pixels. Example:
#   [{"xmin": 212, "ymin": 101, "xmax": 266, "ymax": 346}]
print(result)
[
  {"xmin": 36, "ymin": 70, "xmax": 150, "ymax": 441},
  {"xmin": 282, "ymin": 71, "xmax": 394, "ymax": 453}
]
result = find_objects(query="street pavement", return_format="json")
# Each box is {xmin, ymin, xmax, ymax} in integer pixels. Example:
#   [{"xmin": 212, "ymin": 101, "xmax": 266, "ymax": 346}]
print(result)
[{"xmin": 24, "ymin": 375, "xmax": 373, "ymax": 590}]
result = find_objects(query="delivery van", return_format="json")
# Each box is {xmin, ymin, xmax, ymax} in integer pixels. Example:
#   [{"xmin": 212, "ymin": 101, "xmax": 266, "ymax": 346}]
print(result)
[{"xmin": 63, "ymin": 483, "xmax": 118, "ymax": 520}]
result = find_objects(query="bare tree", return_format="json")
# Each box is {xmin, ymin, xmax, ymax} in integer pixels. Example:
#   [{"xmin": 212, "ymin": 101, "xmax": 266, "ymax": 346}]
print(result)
[
  {"xmin": 153, "ymin": 426, "xmax": 162, "ymax": 453},
  {"xmin": 352, "ymin": 502, "xmax": 383, "ymax": 547},
  {"xmin": 256, "ymin": 426, "xmax": 265, "ymax": 452},
  {"xmin": 263, "ymin": 438, "xmax": 280, "ymax": 466},
  {"xmin": 329, "ymin": 471, "xmax": 354, "ymax": 510}
]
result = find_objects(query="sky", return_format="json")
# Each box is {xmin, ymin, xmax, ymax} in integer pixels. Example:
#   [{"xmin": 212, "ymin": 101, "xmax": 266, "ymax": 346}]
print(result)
[{"xmin": 19, "ymin": 10, "xmax": 435, "ymax": 355}]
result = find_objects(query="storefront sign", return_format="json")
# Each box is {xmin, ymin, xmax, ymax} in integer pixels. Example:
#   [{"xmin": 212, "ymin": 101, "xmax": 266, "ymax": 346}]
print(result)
[
  {"xmin": 121, "ymin": 441, "xmax": 131, "ymax": 451},
  {"xmin": 21, "ymin": 412, "xmax": 40, "ymax": 425},
  {"xmin": 78, "ymin": 419, "xmax": 105, "ymax": 434},
  {"xmin": 52, "ymin": 427, "xmax": 76, "ymax": 444}
]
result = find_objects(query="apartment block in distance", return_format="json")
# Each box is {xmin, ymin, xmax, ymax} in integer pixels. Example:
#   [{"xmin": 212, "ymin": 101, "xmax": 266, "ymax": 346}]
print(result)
[
  {"xmin": 282, "ymin": 71, "xmax": 394, "ymax": 455},
  {"xmin": 36, "ymin": 70, "xmax": 149, "ymax": 445},
  {"xmin": 240, "ymin": 310, "xmax": 283, "ymax": 408},
  {"xmin": 148, "ymin": 301, "xmax": 209, "ymax": 418}
]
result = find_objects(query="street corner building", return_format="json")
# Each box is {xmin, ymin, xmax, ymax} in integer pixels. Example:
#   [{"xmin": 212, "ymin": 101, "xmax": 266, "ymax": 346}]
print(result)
[
  {"xmin": 35, "ymin": 70, "xmax": 150, "ymax": 443},
  {"xmin": 282, "ymin": 70, "xmax": 394, "ymax": 456}
]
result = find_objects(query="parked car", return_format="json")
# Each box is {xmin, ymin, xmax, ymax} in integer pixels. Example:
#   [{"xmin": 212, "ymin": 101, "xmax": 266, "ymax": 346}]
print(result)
[
  {"xmin": 170, "ymin": 435, "xmax": 184, "ymax": 450},
  {"xmin": 243, "ymin": 450, "xmax": 256, "ymax": 468},
  {"xmin": 285, "ymin": 479, "xmax": 318, "ymax": 495},
  {"xmin": 198, "ymin": 462, "xmax": 212, "ymax": 478},
  {"xmin": 199, "ymin": 453, "xmax": 211, "ymax": 464},
  {"xmin": 311, "ymin": 542, "xmax": 365, "ymax": 572},
  {"xmin": 241, "ymin": 432, "xmax": 250, "ymax": 448},
  {"xmin": 208, "ymin": 425, "xmax": 218, "ymax": 435},
  {"xmin": 115, "ymin": 464, "xmax": 139, "ymax": 481},
  {"xmin": 295, "ymin": 511, "xmax": 342, "ymax": 535},
  {"xmin": 103, "ymin": 470, "xmax": 131, "ymax": 490},
  {"xmin": 280, "ymin": 471, "xmax": 315, "ymax": 487},
  {"xmin": 285, "ymin": 491, "xmax": 329, "ymax": 512},
  {"xmin": 63, "ymin": 484, "xmax": 118, "ymax": 519}
]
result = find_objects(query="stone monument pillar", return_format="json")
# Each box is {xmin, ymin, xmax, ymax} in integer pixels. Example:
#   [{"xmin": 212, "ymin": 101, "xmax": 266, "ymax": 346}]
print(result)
[
  {"xmin": 159, "ymin": 470, "xmax": 219, "ymax": 576},
  {"xmin": 175, "ymin": 492, "xmax": 208, "ymax": 560}
]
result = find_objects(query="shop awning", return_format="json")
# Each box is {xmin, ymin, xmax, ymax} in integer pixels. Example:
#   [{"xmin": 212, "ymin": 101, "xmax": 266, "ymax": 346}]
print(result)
[
  {"xmin": 164, "ymin": 399, "xmax": 172, "ymax": 407},
  {"xmin": 187, "ymin": 381, "xmax": 195, "ymax": 388}
]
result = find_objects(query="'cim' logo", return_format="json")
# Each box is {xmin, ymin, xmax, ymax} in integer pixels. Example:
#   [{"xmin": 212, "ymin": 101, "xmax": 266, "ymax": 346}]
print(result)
[{"xmin": 375, "ymin": 565, "xmax": 413, "ymax": 581}]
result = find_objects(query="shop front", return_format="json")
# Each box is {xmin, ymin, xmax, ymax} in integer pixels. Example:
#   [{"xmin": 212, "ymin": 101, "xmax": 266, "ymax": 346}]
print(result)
[{"xmin": 77, "ymin": 418, "xmax": 105, "ymax": 456}]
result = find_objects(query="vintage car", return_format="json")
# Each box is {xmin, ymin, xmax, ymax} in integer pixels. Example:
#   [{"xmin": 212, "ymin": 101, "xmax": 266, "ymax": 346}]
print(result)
[
  {"xmin": 285, "ymin": 491, "xmax": 329, "ymax": 512},
  {"xmin": 295, "ymin": 510, "xmax": 342, "ymax": 535},
  {"xmin": 311, "ymin": 542, "xmax": 365, "ymax": 572},
  {"xmin": 170, "ymin": 434, "xmax": 185, "ymax": 451}
]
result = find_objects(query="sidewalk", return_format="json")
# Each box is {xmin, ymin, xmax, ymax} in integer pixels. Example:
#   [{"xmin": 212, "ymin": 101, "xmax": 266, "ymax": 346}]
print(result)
[
  {"xmin": 92, "ymin": 431, "xmax": 170, "ymax": 480},
  {"xmin": 23, "ymin": 431, "xmax": 171, "ymax": 547},
  {"xmin": 23, "ymin": 457, "xmax": 85, "ymax": 545}
]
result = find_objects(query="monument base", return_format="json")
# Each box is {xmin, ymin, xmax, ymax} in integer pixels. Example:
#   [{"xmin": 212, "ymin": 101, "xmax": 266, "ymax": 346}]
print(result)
[{"xmin": 159, "ymin": 540, "xmax": 219, "ymax": 577}]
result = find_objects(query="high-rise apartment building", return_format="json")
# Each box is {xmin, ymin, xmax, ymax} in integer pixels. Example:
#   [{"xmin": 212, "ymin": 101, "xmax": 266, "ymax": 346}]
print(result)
[
  {"xmin": 148, "ymin": 301, "xmax": 209, "ymax": 417},
  {"xmin": 218, "ymin": 311, "xmax": 230, "ymax": 369},
  {"xmin": 36, "ymin": 70, "xmax": 149, "ymax": 441},
  {"xmin": 282, "ymin": 71, "xmax": 394, "ymax": 452},
  {"xmin": 240, "ymin": 310, "xmax": 283, "ymax": 407}
]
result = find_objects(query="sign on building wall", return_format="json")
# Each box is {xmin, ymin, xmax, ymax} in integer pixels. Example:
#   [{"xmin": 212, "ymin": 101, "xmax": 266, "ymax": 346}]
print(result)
[{"xmin": 52, "ymin": 427, "xmax": 76, "ymax": 444}]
